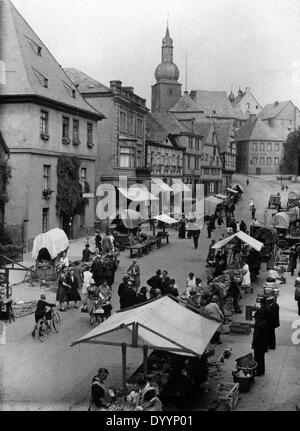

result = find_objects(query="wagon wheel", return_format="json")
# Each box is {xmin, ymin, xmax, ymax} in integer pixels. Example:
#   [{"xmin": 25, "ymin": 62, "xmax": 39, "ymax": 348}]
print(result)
[
  {"xmin": 295, "ymin": 243, "xmax": 300, "ymax": 255},
  {"xmin": 278, "ymin": 239, "xmax": 288, "ymax": 250}
]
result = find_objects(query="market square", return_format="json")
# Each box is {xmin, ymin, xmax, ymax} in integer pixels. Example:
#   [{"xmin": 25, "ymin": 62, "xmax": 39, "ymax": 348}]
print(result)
[{"xmin": 1, "ymin": 0, "xmax": 300, "ymax": 413}]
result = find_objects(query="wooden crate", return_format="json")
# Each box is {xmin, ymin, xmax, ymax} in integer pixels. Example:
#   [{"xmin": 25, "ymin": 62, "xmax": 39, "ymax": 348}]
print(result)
[{"xmin": 217, "ymin": 381, "xmax": 239, "ymax": 411}]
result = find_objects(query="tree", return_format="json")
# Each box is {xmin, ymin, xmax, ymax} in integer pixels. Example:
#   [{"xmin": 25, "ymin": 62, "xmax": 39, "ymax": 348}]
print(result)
[
  {"xmin": 281, "ymin": 127, "xmax": 300, "ymax": 174},
  {"xmin": 56, "ymin": 155, "xmax": 87, "ymax": 218}
]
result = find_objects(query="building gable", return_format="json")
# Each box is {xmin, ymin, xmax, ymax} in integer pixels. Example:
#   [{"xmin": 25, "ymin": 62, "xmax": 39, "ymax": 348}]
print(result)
[{"xmin": 0, "ymin": 0, "xmax": 104, "ymax": 119}]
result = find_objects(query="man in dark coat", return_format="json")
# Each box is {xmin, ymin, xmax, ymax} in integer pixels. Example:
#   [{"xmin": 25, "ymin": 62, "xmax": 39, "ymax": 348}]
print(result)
[
  {"xmin": 266, "ymin": 297, "xmax": 280, "ymax": 349},
  {"xmin": 289, "ymin": 247, "xmax": 298, "ymax": 276},
  {"xmin": 191, "ymin": 229, "xmax": 201, "ymax": 249},
  {"xmin": 252, "ymin": 308, "xmax": 269, "ymax": 376},
  {"xmin": 120, "ymin": 281, "xmax": 136, "ymax": 310},
  {"xmin": 147, "ymin": 270, "xmax": 162, "ymax": 296},
  {"xmin": 161, "ymin": 270, "xmax": 171, "ymax": 295},
  {"xmin": 118, "ymin": 275, "xmax": 129, "ymax": 297},
  {"xmin": 228, "ymin": 275, "xmax": 242, "ymax": 313},
  {"xmin": 82, "ymin": 244, "xmax": 94, "ymax": 262},
  {"xmin": 240, "ymin": 220, "xmax": 247, "ymax": 233},
  {"xmin": 95, "ymin": 231, "xmax": 102, "ymax": 252},
  {"xmin": 91, "ymin": 258, "xmax": 105, "ymax": 287}
]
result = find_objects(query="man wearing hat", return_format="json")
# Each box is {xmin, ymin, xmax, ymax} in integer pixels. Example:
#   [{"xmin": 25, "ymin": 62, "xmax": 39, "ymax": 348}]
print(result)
[
  {"xmin": 266, "ymin": 296, "xmax": 280, "ymax": 350},
  {"xmin": 252, "ymin": 308, "xmax": 269, "ymax": 376}
]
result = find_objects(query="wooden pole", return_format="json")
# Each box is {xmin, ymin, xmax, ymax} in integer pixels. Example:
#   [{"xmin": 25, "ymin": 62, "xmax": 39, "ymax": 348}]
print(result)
[
  {"xmin": 122, "ymin": 343, "xmax": 127, "ymax": 396},
  {"xmin": 132, "ymin": 322, "xmax": 138, "ymax": 347},
  {"xmin": 143, "ymin": 344, "xmax": 148, "ymax": 378}
]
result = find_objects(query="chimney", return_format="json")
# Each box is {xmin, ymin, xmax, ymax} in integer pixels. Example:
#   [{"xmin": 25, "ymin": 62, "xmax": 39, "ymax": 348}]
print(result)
[
  {"xmin": 110, "ymin": 80, "xmax": 122, "ymax": 91},
  {"xmin": 123, "ymin": 86, "xmax": 134, "ymax": 93},
  {"xmin": 245, "ymin": 86, "xmax": 251, "ymax": 93},
  {"xmin": 275, "ymin": 101, "xmax": 279, "ymax": 106}
]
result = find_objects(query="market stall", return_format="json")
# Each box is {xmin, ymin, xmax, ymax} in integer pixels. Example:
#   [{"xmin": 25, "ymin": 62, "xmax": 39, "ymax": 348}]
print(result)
[
  {"xmin": 212, "ymin": 231, "xmax": 263, "ymax": 268},
  {"xmin": 204, "ymin": 196, "xmax": 223, "ymax": 217},
  {"xmin": 31, "ymin": 228, "xmax": 69, "ymax": 281},
  {"xmin": 71, "ymin": 295, "xmax": 221, "ymax": 406}
]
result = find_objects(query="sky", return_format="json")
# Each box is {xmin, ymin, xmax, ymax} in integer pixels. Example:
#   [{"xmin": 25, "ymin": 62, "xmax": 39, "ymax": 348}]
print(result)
[{"xmin": 12, "ymin": 0, "xmax": 300, "ymax": 109}]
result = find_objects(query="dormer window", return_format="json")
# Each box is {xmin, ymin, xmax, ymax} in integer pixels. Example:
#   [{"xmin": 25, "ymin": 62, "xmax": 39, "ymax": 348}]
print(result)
[
  {"xmin": 63, "ymin": 82, "xmax": 77, "ymax": 99},
  {"xmin": 33, "ymin": 68, "xmax": 48, "ymax": 88},
  {"xmin": 26, "ymin": 36, "xmax": 42, "ymax": 56}
]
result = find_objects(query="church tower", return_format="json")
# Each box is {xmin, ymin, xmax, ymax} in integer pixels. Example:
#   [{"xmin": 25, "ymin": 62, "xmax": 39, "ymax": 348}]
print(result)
[{"xmin": 151, "ymin": 26, "xmax": 182, "ymax": 113}]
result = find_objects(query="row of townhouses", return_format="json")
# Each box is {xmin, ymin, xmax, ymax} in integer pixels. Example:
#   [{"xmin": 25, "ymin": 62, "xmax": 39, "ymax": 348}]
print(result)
[{"xmin": 1, "ymin": 0, "xmax": 300, "ymax": 250}]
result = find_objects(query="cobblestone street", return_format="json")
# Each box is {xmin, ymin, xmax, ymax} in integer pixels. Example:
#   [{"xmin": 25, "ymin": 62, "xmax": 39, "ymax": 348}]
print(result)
[{"xmin": 1, "ymin": 174, "xmax": 300, "ymax": 410}]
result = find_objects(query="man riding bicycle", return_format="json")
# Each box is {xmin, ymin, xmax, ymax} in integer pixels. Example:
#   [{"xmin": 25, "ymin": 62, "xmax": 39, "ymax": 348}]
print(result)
[{"xmin": 32, "ymin": 294, "xmax": 56, "ymax": 337}]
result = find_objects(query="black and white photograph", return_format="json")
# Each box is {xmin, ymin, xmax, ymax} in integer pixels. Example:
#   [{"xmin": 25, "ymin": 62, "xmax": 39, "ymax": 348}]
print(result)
[{"xmin": 1, "ymin": 0, "xmax": 300, "ymax": 414}]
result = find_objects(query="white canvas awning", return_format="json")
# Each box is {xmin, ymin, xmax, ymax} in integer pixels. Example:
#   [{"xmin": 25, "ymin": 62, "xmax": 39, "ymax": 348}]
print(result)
[
  {"xmin": 154, "ymin": 214, "xmax": 178, "ymax": 224},
  {"xmin": 71, "ymin": 296, "xmax": 221, "ymax": 357},
  {"xmin": 118, "ymin": 185, "xmax": 158, "ymax": 201},
  {"xmin": 204, "ymin": 196, "xmax": 222, "ymax": 216},
  {"xmin": 231, "ymin": 183, "xmax": 244, "ymax": 193},
  {"xmin": 172, "ymin": 179, "xmax": 191, "ymax": 192},
  {"xmin": 212, "ymin": 231, "xmax": 263, "ymax": 252},
  {"xmin": 227, "ymin": 188, "xmax": 238, "ymax": 194},
  {"xmin": 32, "ymin": 228, "xmax": 69, "ymax": 260},
  {"xmin": 214, "ymin": 194, "xmax": 228, "ymax": 200},
  {"xmin": 151, "ymin": 178, "xmax": 173, "ymax": 192}
]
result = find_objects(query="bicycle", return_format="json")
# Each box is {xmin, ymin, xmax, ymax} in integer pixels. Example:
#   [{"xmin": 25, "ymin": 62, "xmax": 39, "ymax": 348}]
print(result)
[{"xmin": 36, "ymin": 306, "xmax": 61, "ymax": 342}]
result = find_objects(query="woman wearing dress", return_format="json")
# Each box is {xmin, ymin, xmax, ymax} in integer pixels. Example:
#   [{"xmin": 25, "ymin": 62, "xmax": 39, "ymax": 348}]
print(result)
[
  {"xmin": 241, "ymin": 258, "xmax": 252, "ymax": 293},
  {"xmin": 56, "ymin": 269, "xmax": 71, "ymax": 311}
]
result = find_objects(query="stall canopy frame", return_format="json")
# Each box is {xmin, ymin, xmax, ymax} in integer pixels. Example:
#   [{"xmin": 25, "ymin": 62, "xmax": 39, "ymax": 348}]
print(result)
[
  {"xmin": 212, "ymin": 231, "xmax": 264, "ymax": 252},
  {"xmin": 71, "ymin": 295, "xmax": 221, "ymax": 394},
  {"xmin": 154, "ymin": 214, "xmax": 178, "ymax": 224},
  {"xmin": 226, "ymin": 188, "xmax": 238, "ymax": 194},
  {"xmin": 118, "ymin": 185, "xmax": 158, "ymax": 202}
]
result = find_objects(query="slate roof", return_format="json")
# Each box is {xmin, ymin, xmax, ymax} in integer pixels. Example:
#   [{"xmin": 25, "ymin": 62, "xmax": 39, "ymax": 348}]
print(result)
[
  {"xmin": 146, "ymin": 113, "xmax": 169, "ymax": 145},
  {"xmin": 151, "ymin": 112, "xmax": 192, "ymax": 136},
  {"xmin": 258, "ymin": 101, "xmax": 291, "ymax": 120},
  {"xmin": 213, "ymin": 120, "xmax": 235, "ymax": 153},
  {"xmin": 169, "ymin": 93, "xmax": 201, "ymax": 112},
  {"xmin": 236, "ymin": 118, "xmax": 283, "ymax": 141},
  {"xmin": 189, "ymin": 90, "xmax": 244, "ymax": 120},
  {"xmin": 64, "ymin": 68, "xmax": 111, "ymax": 94},
  {"xmin": 0, "ymin": 0, "xmax": 104, "ymax": 119}
]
